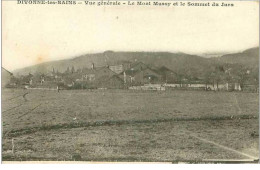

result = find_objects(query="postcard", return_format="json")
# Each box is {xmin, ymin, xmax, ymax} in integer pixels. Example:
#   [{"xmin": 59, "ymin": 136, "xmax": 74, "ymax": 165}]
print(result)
[{"xmin": 1, "ymin": 0, "xmax": 259, "ymax": 163}]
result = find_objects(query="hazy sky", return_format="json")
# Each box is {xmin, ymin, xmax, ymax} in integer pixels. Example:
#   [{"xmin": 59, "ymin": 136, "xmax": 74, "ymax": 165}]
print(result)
[{"xmin": 2, "ymin": 1, "xmax": 259, "ymax": 71}]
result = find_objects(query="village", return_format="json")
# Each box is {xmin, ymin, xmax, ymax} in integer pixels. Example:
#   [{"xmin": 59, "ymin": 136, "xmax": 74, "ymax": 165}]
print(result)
[
  {"xmin": 2, "ymin": 60, "xmax": 258, "ymax": 92},
  {"xmin": 1, "ymin": 0, "xmax": 260, "ymax": 163}
]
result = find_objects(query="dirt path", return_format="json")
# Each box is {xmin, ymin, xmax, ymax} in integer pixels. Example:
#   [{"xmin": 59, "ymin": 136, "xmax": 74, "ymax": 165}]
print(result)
[
  {"xmin": 3, "ymin": 114, "xmax": 257, "ymax": 138},
  {"xmin": 183, "ymin": 130, "xmax": 258, "ymax": 160}
]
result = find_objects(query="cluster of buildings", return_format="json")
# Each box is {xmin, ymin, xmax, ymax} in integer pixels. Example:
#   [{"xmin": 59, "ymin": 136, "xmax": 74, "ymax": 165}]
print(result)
[
  {"xmin": 2, "ymin": 62, "xmax": 178, "ymax": 90},
  {"xmin": 1, "ymin": 60, "xmax": 258, "ymax": 92}
]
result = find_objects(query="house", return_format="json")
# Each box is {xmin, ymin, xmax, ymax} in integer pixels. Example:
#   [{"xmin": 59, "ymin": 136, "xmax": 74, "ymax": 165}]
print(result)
[
  {"xmin": 20, "ymin": 73, "xmax": 34, "ymax": 85},
  {"xmin": 82, "ymin": 66, "xmax": 116, "ymax": 81},
  {"xmin": 122, "ymin": 64, "xmax": 163, "ymax": 85},
  {"xmin": 31, "ymin": 73, "xmax": 46, "ymax": 85},
  {"xmin": 80, "ymin": 68, "xmax": 96, "ymax": 82},
  {"xmin": 128, "ymin": 62, "xmax": 149, "ymax": 72},
  {"xmin": 136, "ymin": 68, "xmax": 162, "ymax": 84},
  {"xmin": 108, "ymin": 62, "xmax": 133, "ymax": 74},
  {"xmin": 95, "ymin": 67, "xmax": 117, "ymax": 80},
  {"xmin": 98, "ymin": 75, "xmax": 125, "ymax": 89},
  {"xmin": 61, "ymin": 64, "xmax": 118, "ymax": 89},
  {"xmin": 108, "ymin": 65, "xmax": 124, "ymax": 74},
  {"xmin": 2, "ymin": 67, "xmax": 17, "ymax": 88},
  {"xmin": 156, "ymin": 66, "xmax": 178, "ymax": 83}
]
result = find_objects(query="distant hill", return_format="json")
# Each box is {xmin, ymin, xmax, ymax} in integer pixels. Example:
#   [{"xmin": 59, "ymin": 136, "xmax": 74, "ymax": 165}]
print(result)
[
  {"xmin": 13, "ymin": 47, "xmax": 259, "ymax": 76},
  {"xmin": 13, "ymin": 51, "xmax": 211, "ymax": 76},
  {"xmin": 214, "ymin": 47, "xmax": 259, "ymax": 67}
]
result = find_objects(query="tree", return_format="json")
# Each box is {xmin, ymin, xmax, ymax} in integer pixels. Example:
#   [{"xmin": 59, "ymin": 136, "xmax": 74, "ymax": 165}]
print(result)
[
  {"xmin": 66, "ymin": 67, "xmax": 70, "ymax": 73},
  {"xmin": 250, "ymin": 67, "xmax": 259, "ymax": 92},
  {"xmin": 71, "ymin": 66, "xmax": 75, "ymax": 73},
  {"xmin": 211, "ymin": 65, "xmax": 225, "ymax": 90},
  {"xmin": 202, "ymin": 70, "xmax": 212, "ymax": 90},
  {"xmin": 229, "ymin": 64, "xmax": 250, "ymax": 91}
]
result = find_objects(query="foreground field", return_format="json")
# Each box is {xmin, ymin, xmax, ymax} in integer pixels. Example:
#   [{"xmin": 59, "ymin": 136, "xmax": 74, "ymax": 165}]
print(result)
[
  {"xmin": 2, "ymin": 119, "xmax": 259, "ymax": 162},
  {"xmin": 2, "ymin": 89, "xmax": 259, "ymax": 162}
]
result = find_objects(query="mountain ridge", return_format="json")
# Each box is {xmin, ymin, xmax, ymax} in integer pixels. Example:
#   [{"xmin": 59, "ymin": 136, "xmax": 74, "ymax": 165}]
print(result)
[{"xmin": 13, "ymin": 47, "xmax": 259, "ymax": 76}]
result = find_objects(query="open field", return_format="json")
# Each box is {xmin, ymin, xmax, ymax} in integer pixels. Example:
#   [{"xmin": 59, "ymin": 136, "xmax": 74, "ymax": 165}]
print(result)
[{"xmin": 1, "ymin": 89, "xmax": 259, "ymax": 162}]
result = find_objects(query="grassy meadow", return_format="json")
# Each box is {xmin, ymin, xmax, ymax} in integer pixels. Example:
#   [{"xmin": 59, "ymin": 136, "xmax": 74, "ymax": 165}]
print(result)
[{"xmin": 1, "ymin": 89, "xmax": 259, "ymax": 162}]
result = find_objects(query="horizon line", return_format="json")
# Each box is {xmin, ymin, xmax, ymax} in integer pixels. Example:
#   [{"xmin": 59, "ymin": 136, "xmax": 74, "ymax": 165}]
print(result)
[{"xmin": 6, "ymin": 46, "xmax": 259, "ymax": 72}]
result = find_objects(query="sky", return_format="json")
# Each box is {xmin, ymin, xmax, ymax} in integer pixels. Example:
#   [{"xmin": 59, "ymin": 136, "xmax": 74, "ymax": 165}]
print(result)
[{"xmin": 2, "ymin": 1, "xmax": 259, "ymax": 71}]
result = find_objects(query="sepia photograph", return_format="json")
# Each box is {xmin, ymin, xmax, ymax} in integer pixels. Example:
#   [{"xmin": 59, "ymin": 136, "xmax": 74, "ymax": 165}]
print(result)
[{"xmin": 1, "ymin": 0, "xmax": 259, "ymax": 163}]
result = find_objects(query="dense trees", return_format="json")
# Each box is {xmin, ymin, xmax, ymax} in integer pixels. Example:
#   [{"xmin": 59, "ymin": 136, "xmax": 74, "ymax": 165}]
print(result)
[{"xmin": 199, "ymin": 63, "xmax": 258, "ymax": 91}]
